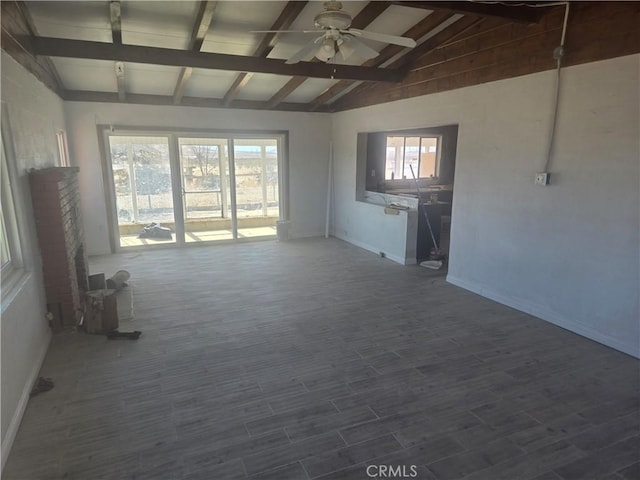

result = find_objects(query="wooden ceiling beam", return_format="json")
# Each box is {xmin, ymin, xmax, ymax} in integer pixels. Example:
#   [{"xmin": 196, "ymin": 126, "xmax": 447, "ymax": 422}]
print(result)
[
  {"xmin": 12, "ymin": 1, "xmax": 65, "ymax": 93},
  {"xmin": 223, "ymin": 1, "xmax": 307, "ymax": 106},
  {"xmin": 32, "ymin": 36, "xmax": 403, "ymax": 82},
  {"xmin": 391, "ymin": 1, "xmax": 544, "ymax": 24},
  {"xmin": 109, "ymin": 0, "xmax": 122, "ymax": 44},
  {"xmin": 309, "ymin": 10, "xmax": 454, "ymax": 110},
  {"xmin": 266, "ymin": 1, "xmax": 392, "ymax": 109},
  {"xmin": 173, "ymin": 1, "xmax": 217, "ymax": 105},
  {"xmin": 62, "ymin": 89, "xmax": 328, "ymax": 112},
  {"xmin": 109, "ymin": 1, "xmax": 126, "ymax": 100}
]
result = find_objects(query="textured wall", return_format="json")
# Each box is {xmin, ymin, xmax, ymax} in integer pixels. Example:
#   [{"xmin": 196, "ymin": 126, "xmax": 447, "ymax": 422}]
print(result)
[
  {"xmin": 63, "ymin": 103, "xmax": 331, "ymax": 255},
  {"xmin": 1, "ymin": 51, "xmax": 66, "ymax": 467},
  {"xmin": 331, "ymin": 54, "xmax": 639, "ymax": 357}
]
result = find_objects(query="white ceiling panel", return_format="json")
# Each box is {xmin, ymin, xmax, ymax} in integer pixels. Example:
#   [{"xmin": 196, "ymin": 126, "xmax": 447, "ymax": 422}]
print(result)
[
  {"xmin": 23, "ymin": 1, "xmax": 454, "ymax": 106},
  {"xmin": 183, "ymin": 69, "xmax": 239, "ymax": 98},
  {"xmin": 234, "ymin": 73, "xmax": 293, "ymax": 102},
  {"xmin": 124, "ymin": 64, "xmax": 182, "ymax": 96},
  {"xmin": 28, "ymin": 1, "xmax": 112, "ymax": 42},
  {"xmin": 51, "ymin": 58, "xmax": 117, "ymax": 92},
  {"xmin": 284, "ymin": 78, "xmax": 337, "ymax": 103},
  {"xmin": 337, "ymin": 6, "xmax": 430, "ymax": 65},
  {"xmin": 121, "ymin": 1, "xmax": 200, "ymax": 49},
  {"xmin": 201, "ymin": 1, "xmax": 288, "ymax": 56},
  {"xmin": 364, "ymin": 5, "xmax": 430, "ymax": 38}
]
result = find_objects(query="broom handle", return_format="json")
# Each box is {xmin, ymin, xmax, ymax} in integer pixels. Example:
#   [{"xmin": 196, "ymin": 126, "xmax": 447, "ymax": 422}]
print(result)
[{"xmin": 409, "ymin": 165, "xmax": 440, "ymax": 255}]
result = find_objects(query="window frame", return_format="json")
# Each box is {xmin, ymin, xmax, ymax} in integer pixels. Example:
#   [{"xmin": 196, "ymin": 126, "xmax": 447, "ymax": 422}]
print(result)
[
  {"xmin": 98, "ymin": 125, "xmax": 290, "ymax": 253},
  {"xmin": 1, "ymin": 126, "xmax": 27, "ymax": 309},
  {"xmin": 384, "ymin": 134, "xmax": 442, "ymax": 182},
  {"xmin": 56, "ymin": 130, "xmax": 71, "ymax": 167}
]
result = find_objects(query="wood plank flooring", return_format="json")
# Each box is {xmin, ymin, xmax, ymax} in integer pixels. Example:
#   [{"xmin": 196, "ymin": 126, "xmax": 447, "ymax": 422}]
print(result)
[{"xmin": 3, "ymin": 238, "xmax": 639, "ymax": 479}]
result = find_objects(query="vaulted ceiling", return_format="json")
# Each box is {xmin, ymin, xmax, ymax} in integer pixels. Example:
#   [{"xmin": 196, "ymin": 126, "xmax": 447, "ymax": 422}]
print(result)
[{"xmin": 1, "ymin": 1, "xmax": 638, "ymax": 112}]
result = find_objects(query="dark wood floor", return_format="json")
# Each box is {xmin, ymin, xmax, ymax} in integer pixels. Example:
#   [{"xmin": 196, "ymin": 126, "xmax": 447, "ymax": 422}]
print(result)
[{"xmin": 4, "ymin": 238, "xmax": 639, "ymax": 479}]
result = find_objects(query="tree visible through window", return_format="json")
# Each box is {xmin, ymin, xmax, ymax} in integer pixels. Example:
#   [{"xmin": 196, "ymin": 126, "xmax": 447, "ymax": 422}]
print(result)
[{"xmin": 385, "ymin": 136, "xmax": 440, "ymax": 181}]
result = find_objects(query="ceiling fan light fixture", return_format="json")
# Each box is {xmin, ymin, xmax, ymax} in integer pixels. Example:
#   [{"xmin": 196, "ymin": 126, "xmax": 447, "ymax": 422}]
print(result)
[
  {"xmin": 277, "ymin": 1, "xmax": 416, "ymax": 64},
  {"xmin": 337, "ymin": 38, "xmax": 354, "ymax": 60},
  {"xmin": 315, "ymin": 37, "xmax": 336, "ymax": 62}
]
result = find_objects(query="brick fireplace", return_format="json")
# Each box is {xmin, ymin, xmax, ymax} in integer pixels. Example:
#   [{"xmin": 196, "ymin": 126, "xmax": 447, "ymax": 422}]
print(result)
[{"xmin": 30, "ymin": 167, "xmax": 89, "ymax": 331}]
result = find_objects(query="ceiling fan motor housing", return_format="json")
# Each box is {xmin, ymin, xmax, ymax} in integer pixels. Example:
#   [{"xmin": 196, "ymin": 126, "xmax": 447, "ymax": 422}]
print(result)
[{"xmin": 314, "ymin": 9, "xmax": 352, "ymax": 30}]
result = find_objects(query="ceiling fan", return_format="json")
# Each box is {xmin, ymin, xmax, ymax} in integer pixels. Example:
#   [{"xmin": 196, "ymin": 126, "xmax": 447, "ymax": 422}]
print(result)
[{"xmin": 256, "ymin": 1, "xmax": 417, "ymax": 64}]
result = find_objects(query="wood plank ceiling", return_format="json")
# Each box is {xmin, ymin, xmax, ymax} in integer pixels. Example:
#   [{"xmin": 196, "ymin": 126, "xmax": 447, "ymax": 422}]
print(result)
[{"xmin": 1, "ymin": 1, "xmax": 638, "ymax": 113}]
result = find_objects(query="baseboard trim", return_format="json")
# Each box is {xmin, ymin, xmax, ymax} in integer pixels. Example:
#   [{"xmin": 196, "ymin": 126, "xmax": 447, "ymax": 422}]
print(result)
[
  {"xmin": 333, "ymin": 233, "xmax": 406, "ymax": 265},
  {"xmin": 1, "ymin": 331, "xmax": 51, "ymax": 471},
  {"xmin": 447, "ymin": 275, "xmax": 639, "ymax": 359}
]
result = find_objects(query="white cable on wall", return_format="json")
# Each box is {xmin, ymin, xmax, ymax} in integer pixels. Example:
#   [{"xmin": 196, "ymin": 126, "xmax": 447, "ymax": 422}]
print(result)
[{"xmin": 544, "ymin": 1, "xmax": 570, "ymax": 173}]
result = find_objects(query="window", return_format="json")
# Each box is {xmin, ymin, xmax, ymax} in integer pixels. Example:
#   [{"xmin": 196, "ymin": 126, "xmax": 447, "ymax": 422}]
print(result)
[
  {"xmin": 1, "ymin": 133, "xmax": 22, "ymax": 281},
  {"xmin": 359, "ymin": 125, "xmax": 457, "ymax": 197},
  {"xmin": 385, "ymin": 135, "xmax": 440, "ymax": 181},
  {"xmin": 56, "ymin": 130, "xmax": 70, "ymax": 167}
]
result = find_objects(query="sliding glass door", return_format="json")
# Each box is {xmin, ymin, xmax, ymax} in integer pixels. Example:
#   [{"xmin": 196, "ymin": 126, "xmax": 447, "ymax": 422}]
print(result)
[
  {"xmin": 178, "ymin": 137, "xmax": 232, "ymax": 243},
  {"xmin": 233, "ymin": 138, "xmax": 279, "ymax": 239},
  {"xmin": 106, "ymin": 131, "xmax": 284, "ymax": 249},
  {"xmin": 108, "ymin": 135, "xmax": 177, "ymax": 247}
]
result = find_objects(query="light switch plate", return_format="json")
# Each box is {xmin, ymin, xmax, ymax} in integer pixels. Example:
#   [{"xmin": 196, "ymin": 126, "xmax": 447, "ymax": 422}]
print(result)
[{"xmin": 535, "ymin": 172, "xmax": 550, "ymax": 186}]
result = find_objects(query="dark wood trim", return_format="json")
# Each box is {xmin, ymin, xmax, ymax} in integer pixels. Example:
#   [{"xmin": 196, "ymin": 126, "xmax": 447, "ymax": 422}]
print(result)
[
  {"xmin": 391, "ymin": 1, "xmax": 544, "ymax": 24},
  {"xmin": 266, "ymin": 1, "xmax": 392, "ymax": 108},
  {"xmin": 32, "ymin": 36, "xmax": 404, "ymax": 83},
  {"xmin": 188, "ymin": 1, "xmax": 217, "ymax": 51},
  {"xmin": 309, "ymin": 10, "xmax": 455, "ymax": 109},
  {"xmin": 222, "ymin": 73, "xmax": 253, "ymax": 106},
  {"xmin": 110, "ymin": 1, "xmax": 125, "ymax": 100},
  {"xmin": 18, "ymin": 1, "xmax": 64, "ymax": 90},
  {"xmin": 110, "ymin": 0, "xmax": 122, "ymax": 44},
  {"xmin": 265, "ymin": 77, "xmax": 307, "ymax": 109},
  {"xmin": 224, "ymin": 1, "xmax": 307, "ymax": 106},
  {"xmin": 62, "ymin": 89, "xmax": 330, "ymax": 112},
  {"xmin": 173, "ymin": 1, "xmax": 218, "ymax": 104},
  {"xmin": 331, "ymin": 2, "xmax": 640, "ymax": 111},
  {"xmin": 2, "ymin": 1, "xmax": 65, "ymax": 95},
  {"xmin": 173, "ymin": 67, "xmax": 194, "ymax": 105},
  {"xmin": 349, "ymin": 1, "xmax": 393, "ymax": 29}
]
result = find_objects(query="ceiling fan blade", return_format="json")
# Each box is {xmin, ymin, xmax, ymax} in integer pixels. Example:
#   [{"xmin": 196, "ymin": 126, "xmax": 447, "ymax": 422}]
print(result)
[
  {"xmin": 346, "ymin": 28, "xmax": 417, "ymax": 48},
  {"xmin": 339, "ymin": 35, "xmax": 379, "ymax": 61},
  {"xmin": 251, "ymin": 30, "xmax": 321, "ymax": 34},
  {"xmin": 285, "ymin": 35, "xmax": 324, "ymax": 64}
]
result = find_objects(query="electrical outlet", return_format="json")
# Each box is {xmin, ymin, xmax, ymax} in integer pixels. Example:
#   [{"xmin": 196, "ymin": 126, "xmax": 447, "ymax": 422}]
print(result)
[
  {"xmin": 371, "ymin": 169, "xmax": 376, "ymax": 177},
  {"xmin": 535, "ymin": 172, "xmax": 550, "ymax": 186}
]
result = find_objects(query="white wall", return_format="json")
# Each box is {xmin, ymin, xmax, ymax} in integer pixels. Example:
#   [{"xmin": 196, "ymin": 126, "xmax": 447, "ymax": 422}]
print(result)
[
  {"xmin": 1, "ymin": 52, "xmax": 65, "ymax": 467},
  {"xmin": 64, "ymin": 102, "xmax": 331, "ymax": 255},
  {"xmin": 331, "ymin": 54, "xmax": 640, "ymax": 357}
]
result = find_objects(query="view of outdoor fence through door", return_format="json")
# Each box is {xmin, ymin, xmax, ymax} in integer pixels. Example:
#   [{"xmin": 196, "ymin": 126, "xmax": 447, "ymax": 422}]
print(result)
[
  {"xmin": 108, "ymin": 136, "xmax": 176, "ymax": 246},
  {"xmin": 178, "ymin": 138, "xmax": 232, "ymax": 242},
  {"xmin": 107, "ymin": 133, "xmax": 281, "ymax": 248},
  {"xmin": 233, "ymin": 138, "xmax": 279, "ymax": 239}
]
